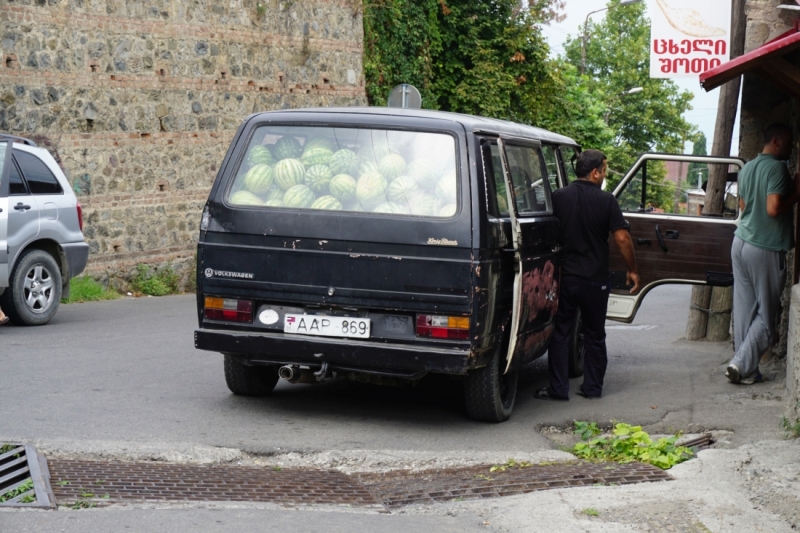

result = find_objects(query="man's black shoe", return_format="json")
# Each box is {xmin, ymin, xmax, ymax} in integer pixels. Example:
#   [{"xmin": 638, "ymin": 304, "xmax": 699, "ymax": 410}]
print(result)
[
  {"xmin": 576, "ymin": 389, "xmax": 601, "ymax": 400},
  {"xmin": 533, "ymin": 387, "xmax": 569, "ymax": 401}
]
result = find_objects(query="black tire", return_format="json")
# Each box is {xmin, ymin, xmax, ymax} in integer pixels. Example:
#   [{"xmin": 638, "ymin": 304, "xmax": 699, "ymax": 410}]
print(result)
[
  {"xmin": 0, "ymin": 249, "xmax": 62, "ymax": 326},
  {"xmin": 464, "ymin": 349, "xmax": 518, "ymax": 423},
  {"xmin": 568, "ymin": 308, "xmax": 585, "ymax": 378},
  {"xmin": 223, "ymin": 355, "xmax": 279, "ymax": 396}
]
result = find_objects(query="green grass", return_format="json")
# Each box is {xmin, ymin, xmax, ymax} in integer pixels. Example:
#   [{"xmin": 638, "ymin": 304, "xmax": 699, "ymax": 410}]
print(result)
[
  {"xmin": 0, "ymin": 480, "xmax": 33, "ymax": 503},
  {"xmin": 781, "ymin": 404, "xmax": 800, "ymax": 439},
  {"xmin": 130, "ymin": 263, "xmax": 180, "ymax": 297},
  {"xmin": 582, "ymin": 508, "xmax": 600, "ymax": 517},
  {"xmin": 62, "ymin": 276, "xmax": 120, "ymax": 304}
]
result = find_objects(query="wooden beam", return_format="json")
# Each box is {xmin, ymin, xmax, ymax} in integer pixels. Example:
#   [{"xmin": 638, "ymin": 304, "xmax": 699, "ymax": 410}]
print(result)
[{"xmin": 753, "ymin": 64, "xmax": 800, "ymax": 101}]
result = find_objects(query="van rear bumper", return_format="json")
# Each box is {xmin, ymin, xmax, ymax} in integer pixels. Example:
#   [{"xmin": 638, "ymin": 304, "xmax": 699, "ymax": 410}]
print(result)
[{"xmin": 194, "ymin": 328, "xmax": 472, "ymax": 376}]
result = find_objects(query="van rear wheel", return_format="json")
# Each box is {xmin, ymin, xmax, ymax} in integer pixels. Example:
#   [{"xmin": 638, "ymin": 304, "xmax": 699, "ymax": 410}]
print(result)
[
  {"xmin": 464, "ymin": 350, "xmax": 518, "ymax": 423},
  {"xmin": 568, "ymin": 309, "xmax": 585, "ymax": 378},
  {"xmin": 223, "ymin": 355, "xmax": 280, "ymax": 396}
]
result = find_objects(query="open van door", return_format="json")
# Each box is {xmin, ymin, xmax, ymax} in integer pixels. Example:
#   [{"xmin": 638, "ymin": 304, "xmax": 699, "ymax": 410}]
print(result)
[
  {"xmin": 607, "ymin": 153, "xmax": 745, "ymax": 322},
  {"xmin": 496, "ymin": 138, "xmax": 560, "ymax": 371}
]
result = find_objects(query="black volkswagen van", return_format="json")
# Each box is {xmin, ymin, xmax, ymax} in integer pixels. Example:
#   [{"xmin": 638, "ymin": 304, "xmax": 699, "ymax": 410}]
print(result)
[{"xmin": 194, "ymin": 108, "xmax": 740, "ymax": 422}]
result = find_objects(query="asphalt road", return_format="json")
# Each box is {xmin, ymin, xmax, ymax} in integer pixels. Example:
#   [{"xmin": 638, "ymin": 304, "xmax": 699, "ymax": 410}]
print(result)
[{"xmin": 1, "ymin": 284, "xmax": 780, "ymax": 456}]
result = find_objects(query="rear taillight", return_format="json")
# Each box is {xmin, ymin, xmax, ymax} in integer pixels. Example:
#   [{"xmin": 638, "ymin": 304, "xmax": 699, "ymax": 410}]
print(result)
[
  {"xmin": 416, "ymin": 315, "xmax": 470, "ymax": 340},
  {"xmin": 204, "ymin": 297, "xmax": 253, "ymax": 323},
  {"xmin": 76, "ymin": 201, "xmax": 83, "ymax": 231}
]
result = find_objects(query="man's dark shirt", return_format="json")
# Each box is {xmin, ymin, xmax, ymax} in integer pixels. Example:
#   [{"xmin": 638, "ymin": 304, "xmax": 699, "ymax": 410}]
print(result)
[{"xmin": 552, "ymin": 179, "xmax": 627, "ymax": 281}]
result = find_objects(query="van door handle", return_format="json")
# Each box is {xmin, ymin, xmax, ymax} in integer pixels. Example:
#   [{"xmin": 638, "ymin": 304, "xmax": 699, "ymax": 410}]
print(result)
[
  {"xmin": 637, "ymin": 238, "xmax": 651, "ymax": 246},
  {"xmin": 665, "ymin": 229, "xmax": 679, "ymax": 239},
  {"xmin": 14, "ymin": 203, "xmax": 31, "ymax": 211},
  {"xmin": 655, "ymin": 225, "xmax": 668, "ymax": 252}
]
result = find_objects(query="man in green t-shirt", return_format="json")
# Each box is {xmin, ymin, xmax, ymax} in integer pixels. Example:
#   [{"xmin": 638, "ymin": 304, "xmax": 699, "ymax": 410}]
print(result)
[{"xmin": 727, "ymin": 123, "xmax": 800, "ymax": 385}]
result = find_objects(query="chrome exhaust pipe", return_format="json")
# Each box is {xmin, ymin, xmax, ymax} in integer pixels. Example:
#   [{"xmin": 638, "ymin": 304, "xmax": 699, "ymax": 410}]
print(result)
[{"xmin": 278, "ymin": 365, "xmax": 295, "ymax": 381}]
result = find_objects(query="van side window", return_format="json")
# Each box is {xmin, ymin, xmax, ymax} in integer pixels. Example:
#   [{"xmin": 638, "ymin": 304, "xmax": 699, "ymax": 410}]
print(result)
[
  {"xmin": 504, "ymin": 144, "xmax": 550, "ymax": 215},
  {"xmin": 560, "ymin": 146, "xmax": 580, "ymax": 183},
  {"xmin": 8, "ymin": 159, "xmax": 28, "ymax": 196},
  {"xmin": 15, "ymin": 151, "xmax": 63, "ymax": 195},
  {"xmin": 541, "ymin": 145, "xmax": 561, "ymax": 191},
  {"xmin": 480, "ymin": 140, "xmax": 509, "ymax": 217}
]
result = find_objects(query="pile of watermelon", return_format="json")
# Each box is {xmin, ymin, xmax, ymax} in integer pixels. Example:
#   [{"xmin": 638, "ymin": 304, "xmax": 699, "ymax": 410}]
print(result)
[{"xmin": 228, "ymin": 134, "xmax": 458, "ymax": 217}]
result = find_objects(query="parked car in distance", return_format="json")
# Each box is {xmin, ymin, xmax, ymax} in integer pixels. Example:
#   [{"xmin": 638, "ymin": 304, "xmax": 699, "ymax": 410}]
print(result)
[
  {"xmin": 194, "ymin": 108, "xmax": 740, "ymax": 422},
  {"xmin": 0, "ymin": 134, "xmax": 89, "ymax": 325}
]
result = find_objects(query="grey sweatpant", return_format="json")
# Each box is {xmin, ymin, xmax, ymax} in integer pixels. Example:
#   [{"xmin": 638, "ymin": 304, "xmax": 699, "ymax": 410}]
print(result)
[{"xmin": 730, "ymin": 236, "xmax": 787, "ymax": 378}]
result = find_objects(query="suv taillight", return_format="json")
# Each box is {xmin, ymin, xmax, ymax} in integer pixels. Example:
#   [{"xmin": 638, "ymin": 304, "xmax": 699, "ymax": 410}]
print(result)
[
  {"xmin": 416, "ymin": 315, "xmax": 469, "ymax": 340},
  {"xmin": 204, "ymin": 297, "xmax": 253, "ymax": 323},
  {"xmin": 76, "ymin": 201, "xmax": 83, "ymax": 231}
]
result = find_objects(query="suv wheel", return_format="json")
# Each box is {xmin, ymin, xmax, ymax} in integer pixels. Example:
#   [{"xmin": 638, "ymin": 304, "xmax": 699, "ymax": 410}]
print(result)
[
  {"xmin": 568, "ymin": 308, "xmax": 585, "ymax": 378},
  {"xmin": 464, "ymin": 348, "xmax": 518, "ymax": 423},
  {"xmin": 224, "ymin": 355, "xmax": 280, "ymax": 396},
  {"xmin": 1, "ymin": 249, "xmax": 62, "ymax": 326}
]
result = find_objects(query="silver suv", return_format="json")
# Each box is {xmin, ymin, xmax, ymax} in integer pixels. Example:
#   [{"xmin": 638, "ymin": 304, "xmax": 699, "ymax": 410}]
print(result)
[{"xmin": 0, "ymin": 135, "xmax": 88, "ymax": 325}]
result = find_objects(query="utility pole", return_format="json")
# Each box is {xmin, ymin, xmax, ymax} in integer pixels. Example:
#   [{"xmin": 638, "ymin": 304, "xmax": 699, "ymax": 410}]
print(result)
[{"xmin": 686, "ymin": 0, "xmax": 746, "ymax": 342}]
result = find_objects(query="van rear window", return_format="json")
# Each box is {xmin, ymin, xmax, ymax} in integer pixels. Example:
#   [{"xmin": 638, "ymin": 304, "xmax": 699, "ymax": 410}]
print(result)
[{"xmin": 227, "ymin": 126, "xmax": 458, "ymax": 217}]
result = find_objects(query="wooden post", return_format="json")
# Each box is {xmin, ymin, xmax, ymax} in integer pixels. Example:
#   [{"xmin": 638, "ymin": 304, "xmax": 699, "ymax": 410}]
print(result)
[
  {"xmin": 686, "ymin": 0, "xmax": 745, "ymax": 341},
  {"xmin": 707, "ymin": 286, "xmax": 733, "ymax": 341}
]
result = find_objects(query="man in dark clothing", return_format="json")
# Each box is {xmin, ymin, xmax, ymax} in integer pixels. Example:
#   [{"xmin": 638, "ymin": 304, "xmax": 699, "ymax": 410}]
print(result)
[{"xmin": 534, "ymin": 149, "xmax": 640, "ymax": 401}]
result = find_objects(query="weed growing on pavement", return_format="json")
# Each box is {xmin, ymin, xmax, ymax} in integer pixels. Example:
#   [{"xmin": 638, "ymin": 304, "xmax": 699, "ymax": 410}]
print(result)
[
  {"xmin": 582, "ymin": 508, "xmax": 600, "ymax": 517},
  {"xmin": 490, "ymin": 458, "xmax": 534, "ymax": 473},
  {"xmin": 571, "ymin": 421, "xmax": 693, "ymax": 470},
  {"xmin": 0, "ymin": 480, "xmax": 33, "ymax": 503},
  {"xmin": 131, "ymin": 263, "xmax": 180, "ymax": 296},
  {"xmin": 62, "ymin": 276, "xmax": 120, "ymax": 304},
  {"xmin": 69, "ymin": 499, "xmax": 96, "ymax": 510},
  {"xmin": 781, "ymin": 410, "xmax": 800, "ymax": 439},
  {"xmin": 0, "ymin": 443, "xmax": 18, "ymax": 454}
]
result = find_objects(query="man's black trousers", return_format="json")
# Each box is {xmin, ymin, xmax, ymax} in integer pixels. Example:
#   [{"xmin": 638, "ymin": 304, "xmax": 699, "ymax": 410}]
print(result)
[{"xmin": 547, "ymin": 274, "xmax": 611, "ymax": 398}]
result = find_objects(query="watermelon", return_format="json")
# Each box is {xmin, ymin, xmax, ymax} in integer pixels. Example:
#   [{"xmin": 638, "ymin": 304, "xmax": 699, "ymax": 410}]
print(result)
[
  {"xmin": 373, "ymin": 202, "xmax": 410, "ymax": 215},
  {"xmin": 266, "ymin": 188, "xmax": 285, "ymax": 203},
  {"xmin": 407, "ymin": 158, "xmax": 440, "ymax": 190},
  {"xmin": 329, "ymin": 149, "xmax": 360, "ymax": 176},
  {"xmin": 358, "ymin": 159, "xmax": 378, "ymax": 176},
  {"xmin": 283, "ymin": 184, "xmax": 316, "ymax": 208},
  {"xmin": 301, "ymin": 146, "xmax": 334, "ymax": 168},
  {"xmin": 274, "ymin": 158, "xmax": 306, "ymax": 190},
  {"xmin": 265, "ymin": 199, "xmax": 285, "ymax": 207},
  {"xmin": 386, "ymin": 175, "xmax": 419, "ymax": 205},
  {"xmin": 410, "ymin": 194, "xmax": 437, "ymax": 216},
  {"xmin": 243, "ymin": 164, "xmax": 274, "ymax": 195},
  {"xmin": 304, "ymin": 137, "xmax": 335, "ymax": 152},
  {"xmin": 356, "ymin": 171, "xmax": 388, "ymax": 209},
  {"xmin": 378, "ymin": 153, "xmax": 407, "ymax": 181},
  {"xmin": 438, "ymin": 203, "xmax": 457, "ymax": 217},
  {"xmin": 435, "ymin": 172, "xmax": 458, "ymax": 203},
  {"xmin": 248, "ymin": 145, "xmax": 275, "ymax": 167},
  {"xmin": 230, "ymin": 190, "xmax": 264, "ymax": 206},
  {"xmin": 274, "ymin": 136, "xmax": 302, "ymax": 160},
  {"xmin": 310, "ymin": 195, "xmax": 343, "ymax": 211},
  {"xmin": 329, "ymin": 174, "xmax": 357, "ymax": 204},
  {"xmin": 358, "ymin": 139, "xmax": 392, "ymax": 163},
  {"xmin": 305, "ymin": 164, "xmax": 334, "ymax": 194}
]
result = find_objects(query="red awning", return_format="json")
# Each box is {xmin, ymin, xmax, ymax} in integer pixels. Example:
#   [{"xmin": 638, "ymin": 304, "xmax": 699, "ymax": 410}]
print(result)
[{"xmin": 700, "ymin": 21, "xmax": 800, "ymax": 98}]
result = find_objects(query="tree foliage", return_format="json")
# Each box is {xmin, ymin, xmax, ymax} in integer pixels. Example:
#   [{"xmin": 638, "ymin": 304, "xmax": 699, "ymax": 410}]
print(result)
[
  {"xmin": 562, "ymin": 0, "xmax": 696, "ymax": 210},
  {"xmin": 363, "ymin": 0, "xmax": 697, "ymax": 213}
]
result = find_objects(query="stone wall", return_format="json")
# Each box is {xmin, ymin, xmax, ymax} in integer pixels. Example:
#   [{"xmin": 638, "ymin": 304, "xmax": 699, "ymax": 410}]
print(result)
[{"xmin": 0, "ymin": 0, "xmax": 367, "ymax": 289}]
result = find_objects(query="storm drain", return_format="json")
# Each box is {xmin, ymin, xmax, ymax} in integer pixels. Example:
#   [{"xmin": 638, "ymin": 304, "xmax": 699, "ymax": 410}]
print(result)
[
  {"xmin": 356, "ymin": 461, "xmax": 672, "ymax": 508},
  {"xmin": 49, "ymin": 459, "xmax": 671, "ymax": 509},
  {"xmin": 0, "ymin": 444, "xmax": 56, "ymax": 508}
]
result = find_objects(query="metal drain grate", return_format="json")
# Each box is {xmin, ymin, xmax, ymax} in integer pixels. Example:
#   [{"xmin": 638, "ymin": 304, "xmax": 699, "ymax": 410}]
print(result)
[
  {"xmin": 0, "ymin": 444, "xmax": 56, "ymax": 508},
  {"xmin": 356, "ymin": 461, "xmax": 672, "ymax": 508},
  {"xmin": 48, "ymin": 458, "xmax": 671, "ymax": 509}
]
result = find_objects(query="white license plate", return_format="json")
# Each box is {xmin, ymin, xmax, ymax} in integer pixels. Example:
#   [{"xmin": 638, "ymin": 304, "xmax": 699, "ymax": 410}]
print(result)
[{"xmin": 283, "ymin": 314, "xmax": 371, "ymax": 339}]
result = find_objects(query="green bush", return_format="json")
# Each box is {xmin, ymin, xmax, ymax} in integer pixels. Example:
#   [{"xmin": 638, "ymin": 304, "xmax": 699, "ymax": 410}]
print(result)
[
  {"xmin": 572, "ymin": 421, "xmax": 693, "ymax": 470},
  {"xmin": 62, "ymin": 276, "xmax": 120, "ymax": 304},
  {"xmin": 130, "ymin": 263, "xmax": 180, "ymax": 296}
]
